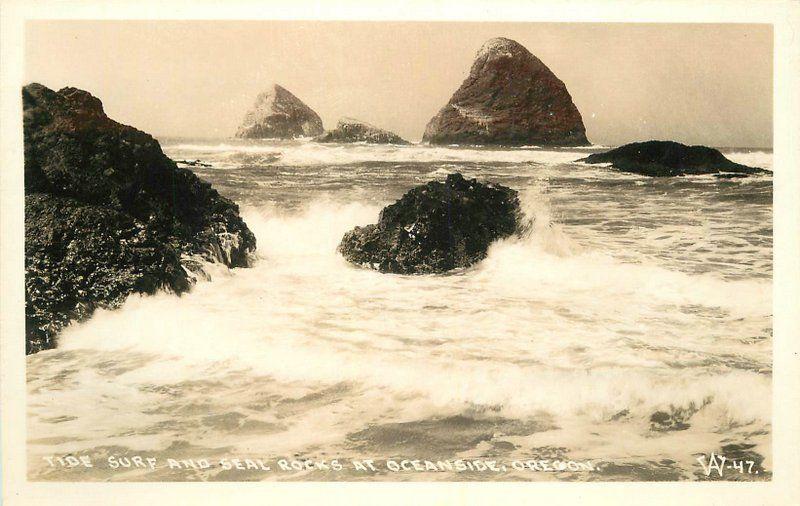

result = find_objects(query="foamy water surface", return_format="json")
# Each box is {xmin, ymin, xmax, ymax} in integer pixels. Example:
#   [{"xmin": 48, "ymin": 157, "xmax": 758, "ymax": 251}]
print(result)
[{"xmin": 27, "ymin": 140, "xmax": 773, "ymax": 481}]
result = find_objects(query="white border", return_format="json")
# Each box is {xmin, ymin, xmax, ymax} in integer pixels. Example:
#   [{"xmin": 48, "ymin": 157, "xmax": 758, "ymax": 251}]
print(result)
[{"xmin": 2, "ymin": 1, "xmax": 799, "ymax": 504}]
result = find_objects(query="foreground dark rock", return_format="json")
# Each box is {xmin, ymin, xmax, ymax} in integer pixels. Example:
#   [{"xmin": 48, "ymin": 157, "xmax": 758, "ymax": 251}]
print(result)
[
  {"xmin": 24, "ymin": 83, "xmax": 256, "ymax": 354},
  {"xmin": 235, "ymin": 84, "xmax": 324, "ymax": 139},
  {"xmin": 316, "ymin": 117, "xmax": 408, "ymax": 144},
  {"xmin": 338, "ymin": 173, "xmax": 523, "ymax": 274},
  {"xmin": 578, "ymin": 140, "xmax": 767, "ymax": 177},
  {"xmin": 423, "ymin": 37, "xmax": 588, "ymax": 147}
]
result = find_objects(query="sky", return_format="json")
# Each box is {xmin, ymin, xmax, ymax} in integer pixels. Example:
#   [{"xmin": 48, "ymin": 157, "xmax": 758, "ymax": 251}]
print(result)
[{"xmin": 25, "ymin": 21, "xmax": 773, "ymax": 147}]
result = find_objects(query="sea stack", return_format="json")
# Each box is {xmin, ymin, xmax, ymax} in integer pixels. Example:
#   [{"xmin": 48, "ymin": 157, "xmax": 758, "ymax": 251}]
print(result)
[
  {"xmin": 423, "ymin": 37, "xmax": 588, "ymax": 147},
  {"xmin": 24, "ymin": 83, "xmax": 257, "ymax": 354},
  {"xmin": 338, "ymin": 173, "xmax": 524, "ymax": 274},
  {"xmin": 578, "ymin": 140, "xmax": 768, "ymax": 177},
  {"xmin": 235, "ymin": 84, "xmax": 324, "ymax": 139},
  {"xmin": 316, "ymin": 117, "xmax": 408, "ymax": 144}
]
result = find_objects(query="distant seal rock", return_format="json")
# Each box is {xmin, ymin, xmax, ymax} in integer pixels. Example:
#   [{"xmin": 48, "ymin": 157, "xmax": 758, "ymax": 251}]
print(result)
[
  {"xmin": 338, "ymin": 173, "xmax": 524, "ymax": 274},
  {"xmin": 578, "ymin": 140, "xmax": 768, "ymax": 177},
  {"xmin": 235, "ymin": 84, "xmax": 323, "ymax": 139},
  {"xmin": 422, "ymin": 37, "xmax": 588, "ymax": 147},
  {"xmin": 316, "ymin": 117, "xmax": 408, "ymax": 144},
  {"xmin": 24, "ymin": 83, "xmax": 257, "ymax": 354}
]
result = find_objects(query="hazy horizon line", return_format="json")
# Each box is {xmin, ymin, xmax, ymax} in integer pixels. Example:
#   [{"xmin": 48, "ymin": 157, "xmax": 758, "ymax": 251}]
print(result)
[{"xmin": 25, "ymin": 21, "xmax": 773, "ymax": 148}]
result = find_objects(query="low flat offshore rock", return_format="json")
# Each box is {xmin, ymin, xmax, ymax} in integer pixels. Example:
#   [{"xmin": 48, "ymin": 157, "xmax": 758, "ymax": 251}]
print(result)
[
  {"xmin": 316, "ymin": 117, "xmax": 408, "ymax": 144},
  {"xmin": 578, "ymin": 140, "xmax": 767, "ymax": 177}
]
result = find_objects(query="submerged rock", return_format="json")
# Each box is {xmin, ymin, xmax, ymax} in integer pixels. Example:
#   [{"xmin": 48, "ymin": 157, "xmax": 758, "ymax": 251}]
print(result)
[
  {"xmin": 316, "ymin": 117, "xmax": 408, "ymax": 144},
  {"xmin": 24, "ymin": 83, "xmax": 257, "ymax": 354},
  {"xmin": 649, "ymin": 410, "xmax": 690, "ymax": 432},
  {"xmin": 235, "ymin": 84, "xmax": 323, "ymax": 139},
  {"xmin": 578, "ymin": 140, "xmax": 767, "ymax": 177},
  {"xmin": 422, "ymin": 37, "xmax": 588, "ymax": 147},
  {"xmin": 338, "ymin": 173, "xmax": 523, "ymax": 274}
]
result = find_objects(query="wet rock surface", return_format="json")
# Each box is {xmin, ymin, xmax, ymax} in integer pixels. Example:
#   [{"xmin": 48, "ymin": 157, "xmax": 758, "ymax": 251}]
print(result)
[
  {"xmin": 316, "ymin": 117, "xmax": 408, "ymax": 144},
  {"xmin": 24, "ymin": 83, "xmax": 256, "ymax": 353},
  {"xmin": 578, "ymin": 140, "xmax": 767, "ymax": 177},
  {"xmin": 235, "ymin": 84, "xmax": 323, "ymax": 139},
  {"xmin": 338, "ymin": 173, "xmax": 524, "ymax": 274},
  {"xmin": 422, "ymin": 37, "xmax": 588, "ymax": 147}
]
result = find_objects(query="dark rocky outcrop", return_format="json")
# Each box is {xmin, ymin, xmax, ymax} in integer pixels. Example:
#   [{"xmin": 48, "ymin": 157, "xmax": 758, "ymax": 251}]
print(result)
[
  {"xmin": 24, "ymin": 83, "xmax": 256, "ymax": 354},
  {"xmin": 315, "ymin": 117, "xmax": 408, "ymax": 144},
  {"xmin": 338, "ymin": 173, "xmax": 524, "ymax": 274},
  {"xmin": 235, "ymin": 84, "xmax": 323, "ymax": 139},
  {"xmin": 422, "ymin": 37, "xmax": 588, "ymax": 147},
  {"xmin": 578, "ymin": 140, "xmax": 768, "ymax": 177}
]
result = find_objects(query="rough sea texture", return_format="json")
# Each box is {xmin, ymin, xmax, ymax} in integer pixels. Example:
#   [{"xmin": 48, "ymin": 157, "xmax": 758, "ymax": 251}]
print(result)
[{"xmin": 27, "ymin": 140, "xmax": 773, "ymax": 481}]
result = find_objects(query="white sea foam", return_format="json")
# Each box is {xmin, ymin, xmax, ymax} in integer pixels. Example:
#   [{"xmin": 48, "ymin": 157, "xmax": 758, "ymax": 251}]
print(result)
[
  {"xmin": 49, "ymin": 195, "xmax": 770, "ymax": 427},
  {"xmin": 723, "ymin": 149, "xmax": 774, "ymax": 171},
  {"xmin": 162, "ymin": 139, "xmax": 594, "ymax": 168},
  {"xmin": 27, "ymin": 145, "xmax": 773, "ymax": 478}
]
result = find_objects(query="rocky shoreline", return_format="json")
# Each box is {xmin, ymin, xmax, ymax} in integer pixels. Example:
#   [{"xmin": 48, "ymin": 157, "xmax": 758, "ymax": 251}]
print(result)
[
  {"xmin": 24, "ymin": 84, "xmax": 256, "ymax": 354},
  {"xmin": 23, "ymin": 38, "xmax": 770, "ymax": 353}
]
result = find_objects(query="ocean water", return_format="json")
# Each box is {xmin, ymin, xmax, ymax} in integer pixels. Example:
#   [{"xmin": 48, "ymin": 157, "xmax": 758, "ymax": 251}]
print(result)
[{"xmin": 26, "ymin": 139, "xmax": 773, "ymax": 481}]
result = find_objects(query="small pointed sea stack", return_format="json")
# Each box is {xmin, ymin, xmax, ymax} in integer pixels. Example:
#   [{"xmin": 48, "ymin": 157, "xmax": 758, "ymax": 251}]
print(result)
[
  {"xmin": 338, "ymin": 173, "xmax": 524, "ymax": 274},
  {"xmin": 236, "ymin": 84, "xmax": 324, "ymax": 139},
  {"xmin": 316, "ymin": 117, "xmax": 408, "ymax": 144},
  {"xmin": 423, "ymin": 37, "xmax": 589, "ymax": 147}
]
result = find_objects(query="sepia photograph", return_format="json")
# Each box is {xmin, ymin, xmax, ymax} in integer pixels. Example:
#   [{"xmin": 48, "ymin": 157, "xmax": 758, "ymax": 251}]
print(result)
[{"xmin": 2, "ymin": 0, "xmax": 800, "ymax": 503}]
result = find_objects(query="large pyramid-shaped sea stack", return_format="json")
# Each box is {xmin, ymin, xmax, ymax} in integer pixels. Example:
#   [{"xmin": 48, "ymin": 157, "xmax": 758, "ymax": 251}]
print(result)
[
  {"xmin": 423, "ymin": 37, "xmax": 589, "ymax": 147},
  {"xmin": 236, "ymin": 84, "xmax": 324, "ymax": 139}
]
